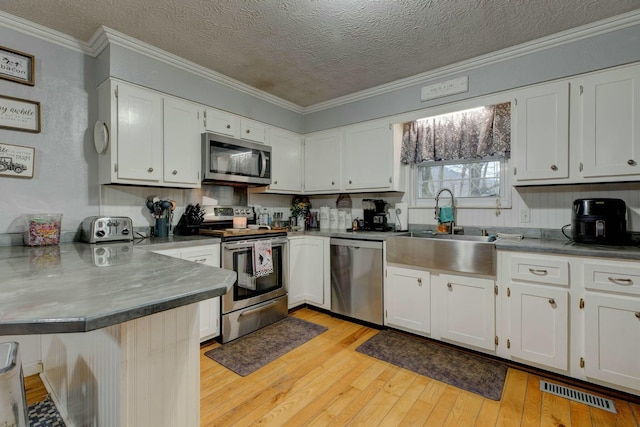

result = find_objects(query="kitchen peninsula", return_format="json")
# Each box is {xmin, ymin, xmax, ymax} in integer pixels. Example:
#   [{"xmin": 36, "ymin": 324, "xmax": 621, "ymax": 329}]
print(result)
[{"xmin": 0, "ymin": 241, "xmax": 235, "ymax": 427}]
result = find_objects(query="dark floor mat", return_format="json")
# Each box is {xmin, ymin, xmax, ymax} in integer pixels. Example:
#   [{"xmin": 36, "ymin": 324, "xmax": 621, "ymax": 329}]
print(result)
[
  {"xmin": 205, "ymin": 316, "xmax": 327, "ymax": 376},
  {"xmin": 356, "ymin": 329, "xmax": 507, "ymax": 400}
]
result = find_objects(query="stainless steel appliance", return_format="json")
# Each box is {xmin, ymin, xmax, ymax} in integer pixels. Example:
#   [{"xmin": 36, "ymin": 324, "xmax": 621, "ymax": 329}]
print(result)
[
  {"xmin": 202, "ymin": 133, "xmax": 271, "ymax": 186},
  {"xmin": 362, "ymin": 199, "xmax": 390, "ymax": 231},
  {"xmin": 198, "ymin": 205, "xmax": 288, "ymax": 343},
  {"xmin": 81, "ymin": 216, "xmax": 133, "ymax": 243},
  {"xmin": 571, "ymin": 198, "xmax": 628, "ymax": 245},
  {"xmin": 330, "ymin": 238, "xmax": 383, "ymax": 325}
]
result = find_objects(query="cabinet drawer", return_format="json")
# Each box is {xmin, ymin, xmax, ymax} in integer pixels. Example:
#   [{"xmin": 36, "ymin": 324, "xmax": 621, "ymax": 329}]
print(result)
[
  {"xmin": 510, "ymin": 255, "xmax": 568, "ymax": 286},
  {"xmin": 584, "ymin": 262, "xmax": 640, "ymax": 296},
  {"xmin": 205, "ymin": 108, "xmax": 240, "ymax": 137},
  {"xmin": 241, "ymin": 119, "xmax": 267, "ymax": 143}
]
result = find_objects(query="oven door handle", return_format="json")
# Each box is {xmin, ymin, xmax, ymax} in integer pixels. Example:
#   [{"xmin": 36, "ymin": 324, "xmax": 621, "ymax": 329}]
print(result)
[
  {"xmin": 222, "ymin": 237, "xmax": 288, "ymax": 250},
  {"xmin": 239, "ymin": 300, "xmax": 278, "ymax": 317}
]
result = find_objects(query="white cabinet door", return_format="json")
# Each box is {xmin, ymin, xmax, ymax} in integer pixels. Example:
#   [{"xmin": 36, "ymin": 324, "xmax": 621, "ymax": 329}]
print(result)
[
  {"xmin": 581, "ymin": 64, "xmax": 640, "ymax": 178},
  {"xmin": 204, "ymin": 107, "xmax": 240, "ymax": 137},
  {"xmin": 240, "ymin": 118, "xmax": 267, "ymax": 144},
  {"xmin": 584, "ymin": 293, "xmax": 640, "ymax": 390},
  {"xmin": 343, "ymin": 120, "xmax": 393, "ymax": 191},
  {"xmin": 269, "ymin": 128, "xmax": 303, "ymax": 192},
  {"xmin": 513, "ymin": 82, "xmax": 570, "ymax": 182},
  {"xmin": 304, "ymin": 130, "xmax": 342, "ymax": 192},
  {"xmin": 117, "ymin": 83, "xmax": 163, "ymax": 182},
  {"xmin": 288, "ymin": 237, "xmax": 329, "ymax": 309},
  {"xmin": 163, "ymin": 98, "xmax": 201, "ymax": 187},
  {"xmin": 385, "ymin": 266, "xmax": 431, "ymax": 335},
  {"xmin": 439, "ymin": 274, "xmax": 495, "ymax": 351},
  {"xmin": 152, "ymin": 245, "xmax": 221, "ymax": 342},
  {"xmin": 509, "ymin": 283, "xmax": 568, "ymax": 370}
]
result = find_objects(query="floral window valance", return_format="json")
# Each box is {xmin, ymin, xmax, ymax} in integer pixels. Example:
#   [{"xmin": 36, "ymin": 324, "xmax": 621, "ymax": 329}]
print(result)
[{"xmin": 400, "ymin": 103, "xmax": 511, "ymax": 165}]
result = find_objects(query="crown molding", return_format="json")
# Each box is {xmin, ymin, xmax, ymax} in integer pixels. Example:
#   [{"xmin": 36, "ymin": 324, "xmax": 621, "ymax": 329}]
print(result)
[
  {"xmin": 0, "ymin": 11, "xmax": 91, "ymax": 54},
  {"xmin": 302, "ymin": 9, "xmax": 640, "ymax": 114}
]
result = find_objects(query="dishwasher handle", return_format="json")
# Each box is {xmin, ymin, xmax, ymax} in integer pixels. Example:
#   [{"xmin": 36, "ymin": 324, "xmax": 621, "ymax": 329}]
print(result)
[{"xmin": 330, "ymin": 238, "xmax": 383, "ymax": 250}]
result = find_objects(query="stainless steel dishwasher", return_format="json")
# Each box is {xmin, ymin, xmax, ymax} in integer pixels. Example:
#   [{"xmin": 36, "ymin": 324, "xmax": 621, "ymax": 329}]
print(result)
[{"xmin": 330, "ymin": 238, "xmax": 383, "ymax": 325}]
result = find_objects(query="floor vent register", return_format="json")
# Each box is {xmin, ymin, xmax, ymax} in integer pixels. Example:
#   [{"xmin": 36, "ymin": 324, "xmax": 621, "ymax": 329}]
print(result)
[{"xmin": 540, "ymin": 379, "xmax": 617, "ymax": 413}]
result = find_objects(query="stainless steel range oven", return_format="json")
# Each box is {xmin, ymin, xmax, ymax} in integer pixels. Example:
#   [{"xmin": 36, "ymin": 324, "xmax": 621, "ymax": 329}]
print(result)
[
  {"xmin": 198, "ymin": 205, "xmax": 288, "ymax": 343},
  {"xmin": 221, "ymin": 236, "xmax": 288, "ymax": 343}
]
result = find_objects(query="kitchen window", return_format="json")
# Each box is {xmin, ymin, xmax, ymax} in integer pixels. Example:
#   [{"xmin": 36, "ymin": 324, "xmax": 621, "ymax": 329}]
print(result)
[
  {"xmin": 414, "ymin": 158, "xmax": 510, "ymax": 208},
  {"xmin": 401, "ymin": 102, "xmax": 512, "ymax": 209}
]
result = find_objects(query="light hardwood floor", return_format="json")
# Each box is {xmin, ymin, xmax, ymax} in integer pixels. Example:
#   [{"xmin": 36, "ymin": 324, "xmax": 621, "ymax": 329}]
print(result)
[{"xmin": 26, "ymin": 308, "xmax": 640, "ymax": 426}]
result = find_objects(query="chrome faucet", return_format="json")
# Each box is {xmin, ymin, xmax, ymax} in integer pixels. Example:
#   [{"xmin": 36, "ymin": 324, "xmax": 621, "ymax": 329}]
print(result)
[{"xmin": 435, "ymin": 188, "xmax": 455, "ymax": 233}]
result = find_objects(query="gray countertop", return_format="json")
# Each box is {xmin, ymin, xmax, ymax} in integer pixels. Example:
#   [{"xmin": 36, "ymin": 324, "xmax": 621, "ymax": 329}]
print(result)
[
  {"xmin": 289, "ymin": 229, "xmax": 410, "ymax": 241},
  {"xmin": 0, "ymin": 240, "xmax": 235, "ymax": 335},
  {"xmin": 495, "ymin": 237, "xmax": 640, "ymax": 260}
]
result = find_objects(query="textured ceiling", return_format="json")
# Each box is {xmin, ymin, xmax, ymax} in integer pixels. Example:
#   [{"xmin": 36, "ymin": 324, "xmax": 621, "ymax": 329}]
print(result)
[{"xmin": 1, "ymin": 0, "xmax": 639, "ymax": 107}]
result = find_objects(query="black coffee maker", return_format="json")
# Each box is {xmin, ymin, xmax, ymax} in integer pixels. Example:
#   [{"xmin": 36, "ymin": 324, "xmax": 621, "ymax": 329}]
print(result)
[{"xmin": 362, "ymin": 199, "xmax": 389, "ymax": 231}]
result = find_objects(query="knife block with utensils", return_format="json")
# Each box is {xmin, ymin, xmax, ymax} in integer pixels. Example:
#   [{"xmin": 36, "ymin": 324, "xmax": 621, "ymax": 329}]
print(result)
[{"xmin": 173, "ymin": 204, "xmax": 204, "ymax": 235}]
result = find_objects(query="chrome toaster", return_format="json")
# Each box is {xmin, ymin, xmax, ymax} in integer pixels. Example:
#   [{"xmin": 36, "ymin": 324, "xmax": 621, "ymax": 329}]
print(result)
[{"xmin": 81, "ymin": 216, "xmax": 133, "ymax": 243}]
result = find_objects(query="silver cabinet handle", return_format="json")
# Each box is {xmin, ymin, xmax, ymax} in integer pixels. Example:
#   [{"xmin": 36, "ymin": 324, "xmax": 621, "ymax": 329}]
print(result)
[
  {"xmin": 172, "ymin": 170, "xmax": 177, "ymax": 175},
  {"xmin": 548, "ymin": 298, "xmax": 556, "ymax": 305},
  {"xmin": 246, "ymin": 129, "xmax": 251, "ymax": 134},
  {"xmin": 635, "ymin": 312, "xmax": 640, "ymax": 319},
  {"xmin": 529, "ymin": 268, "xmax": 548, "ymax": 275},
  {"xmin": 608, "ymin": 276, "xmax": 633, "ymax": 285},
  {"xmin": 628, "ymin": 159, "xmax": 636, "ymax": 166},
  {"xmin": 273, "ymin": 180, "xmax": 278, "ymax": 185},
  {"xmin": 147, "ymin": 167, "xmax": 154, "ymax": 173},
  {"xmin": 331, "ymin": 181, "xmax": 335, "ymax": 185},
  {"xmin": 192, "ymin": 258, "xmax": 207, "ymax": 263},
  {"xmin": 550, "ymin": 165, "xmax": 558, "ymax": 171},
  {"xmin": 349, "ymin": 180, "xmax": 352, "ymax": 184},
  {"xmin": 226, "ymin": 124, "xmax": 231, "ymax": 129},
  {"xmin": 447, "ymin": 283, "xmax": 452, "ymax": 289},
  {"xmin": 417, "ymin": 278, "xmax": 422, "ymax": 286}
]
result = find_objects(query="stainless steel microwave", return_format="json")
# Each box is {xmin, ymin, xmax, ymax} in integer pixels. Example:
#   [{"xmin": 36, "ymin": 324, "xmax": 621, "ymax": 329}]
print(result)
[{"xmin": 201, "ymin": 133, "xmax": 271, "ymax": 186}]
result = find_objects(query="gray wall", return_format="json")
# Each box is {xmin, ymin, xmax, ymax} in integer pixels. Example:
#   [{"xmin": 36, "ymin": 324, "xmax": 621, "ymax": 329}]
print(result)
[
  {"xmin": 304, "ymin": 22, "xmax": 640, "ymax": 132},
  {"xmin": 0, "ymin": 27, "xmax": 98, "ymax": 240}
]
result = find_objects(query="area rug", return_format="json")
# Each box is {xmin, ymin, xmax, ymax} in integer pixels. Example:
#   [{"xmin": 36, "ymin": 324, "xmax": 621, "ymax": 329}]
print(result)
[
  {"xmin": 28, "ymin": 395, "xmax": 66, "ymax": 427},
  {"xmin": 356, "ymin": 330, "xmax": 507, "ymax": 400},
  {"xmin": 205, "ymin": 316, "xmax": 328, "ymax": 376}
]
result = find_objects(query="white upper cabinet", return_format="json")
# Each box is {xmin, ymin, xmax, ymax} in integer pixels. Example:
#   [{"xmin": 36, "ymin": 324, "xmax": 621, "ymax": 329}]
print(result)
[
  {"xmin": 268, "ymin": 127, "xmax": 303, "ymax": 193},
  {"xmin": 304, "ymin": 129, "xmax": 342, "ymax": 193},
  {"xmin": 513, "ymin": 81, "xmax": 570, "ymax": 182},
  {"xmin": 114, "ymin": 83, "xmax": 164, "ymax": 183},
  {"xmin": 163, "ymin": 98, "xmax": 202, "ymax": 186},
  {"xmin": 240, "ymin": 118, "xmax": 268, "ymax": 144},
  {"xmin": 204, "ymin": 108, "xmax": 240, "ymax": 138},
  {"xmin": 98, "ymin": 80, "xmax": 201, "ymax": 188},
  {"xmin": 343, "ymin": 119, "xmax": 395, "ymax": 191},
  {"xmin": 580, "ymin": 63, "xmax": 640, "ymax": 178}
]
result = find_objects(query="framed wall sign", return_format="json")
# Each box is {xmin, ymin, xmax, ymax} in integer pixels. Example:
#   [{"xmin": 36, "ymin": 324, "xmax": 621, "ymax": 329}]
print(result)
[
  {"xmin": 0, "ymin": 142, "xmax": 35, "ymax": 178},
  {"xmin": 0, "ymin": 95, "xmax": 41, "ymax": 133},
  {"xmin": 0, "ymin": 46, "xmax": 34, "ymax": 86}
]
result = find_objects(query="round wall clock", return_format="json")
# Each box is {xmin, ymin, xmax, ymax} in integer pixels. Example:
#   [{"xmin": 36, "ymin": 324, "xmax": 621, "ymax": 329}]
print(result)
[{"xmin": 93, "ymin": 120, "xmax": 109, "ymax": 154}]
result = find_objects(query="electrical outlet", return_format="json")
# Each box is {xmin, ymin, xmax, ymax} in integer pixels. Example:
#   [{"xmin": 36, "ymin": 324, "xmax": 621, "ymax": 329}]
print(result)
[{"xmin": 520, "ymin": 208, "xmax": 530, "ymax": 223}]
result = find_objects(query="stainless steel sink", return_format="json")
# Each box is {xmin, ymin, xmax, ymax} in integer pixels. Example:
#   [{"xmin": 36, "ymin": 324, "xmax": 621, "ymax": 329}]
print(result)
[
  {"xmin": 410, "ymin": 231, "xmax": 493, "ymax": 242},
  {"xmin": 386, "ymin": 234, "xmax": 496, "ymax": 277}
]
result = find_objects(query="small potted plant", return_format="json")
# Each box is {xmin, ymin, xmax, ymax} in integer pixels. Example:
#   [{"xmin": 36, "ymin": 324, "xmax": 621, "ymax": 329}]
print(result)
[{"xmin": 290, "ymin": 196, "xmax": 311, "ymax": 230}]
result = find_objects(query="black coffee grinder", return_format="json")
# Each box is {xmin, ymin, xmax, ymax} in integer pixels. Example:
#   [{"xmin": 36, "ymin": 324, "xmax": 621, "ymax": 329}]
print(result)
[{"xmin": 362, "ymin": 199, "xmax": 390, "ymax": 231}]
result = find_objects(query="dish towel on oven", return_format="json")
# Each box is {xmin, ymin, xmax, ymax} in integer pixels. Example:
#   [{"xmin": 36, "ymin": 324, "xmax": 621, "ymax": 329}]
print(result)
[{"xmin": 253, "ymin": 239, "xmax": 273, "ymax": 278}]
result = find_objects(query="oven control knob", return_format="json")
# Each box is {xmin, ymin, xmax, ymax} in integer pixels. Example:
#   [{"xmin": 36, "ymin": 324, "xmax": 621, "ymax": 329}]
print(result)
[
  {"xmin": 235, "ymin": 209, "xmax": 240, "ymax": 215},
  {"xmin": 122, "ymin": 228, "xmax": 130, "ymax": 235},
  {"xmin": 96, "ymin": 229, "xmax": 106, "ymax": 237}
]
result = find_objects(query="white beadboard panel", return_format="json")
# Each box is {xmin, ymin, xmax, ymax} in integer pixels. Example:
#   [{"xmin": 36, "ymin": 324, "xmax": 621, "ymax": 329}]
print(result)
[
  {"xmin": 40, "ymin": 304, "xmax": 199, "ymax": 427},
  {"xmin": 121, "ymin": 303, "xmax": 200, "ymax": 427},
  {"xmin": 41, "ymin": 325, "xmax": 121, "ymax": 427}
]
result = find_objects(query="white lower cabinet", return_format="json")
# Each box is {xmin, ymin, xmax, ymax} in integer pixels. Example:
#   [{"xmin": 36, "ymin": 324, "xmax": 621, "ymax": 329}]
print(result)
[
  {"xmin": 438, "ymin": 274, "xmax": 496, "ymax": 351},
  {"xmin": 584, "ymin": 293, "xmax": 640, "ymax": 390},
  {"xmin": 288, "ymin": 236, "xmax": 330, "ymax": 310},
  {"xmin": 384, "ymin": 266, "xmax": 431, "ymax": 335},
  {"xmin": 152, "ymin": 244, "xmax": 221, "ymax": 342},
  {"xmin": 508, "ymin": 283, "xmax": 568, "ymax": 370}
]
